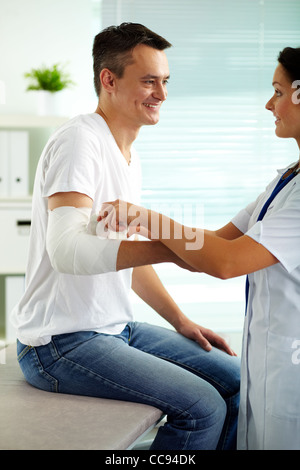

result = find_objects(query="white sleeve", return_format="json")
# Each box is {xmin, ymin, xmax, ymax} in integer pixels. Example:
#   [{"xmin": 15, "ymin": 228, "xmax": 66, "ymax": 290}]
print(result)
[
  {"xmin": 231, "ymin": 207, "xmax": 252, "ymax": 234},
  {"xmin": 231, "ymin": 174, "xmax": 282, "ymax": 234},
  {"xmin": 46, "ymin": 206, "xmax": 122, "ymax": 275},
  {"xmin": 245, "ymin": 187, "xmax": 300, "ymax": 273},
  {"xmin": 42, "ymin": 125, "xmax": 102, "ymax": 200}
]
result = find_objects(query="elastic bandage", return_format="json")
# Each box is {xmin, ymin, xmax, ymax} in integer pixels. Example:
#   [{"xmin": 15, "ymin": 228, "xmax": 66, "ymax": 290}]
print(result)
[{"xmin": 46, "ymin": 206, "xmax": 122, "ymax": 275}]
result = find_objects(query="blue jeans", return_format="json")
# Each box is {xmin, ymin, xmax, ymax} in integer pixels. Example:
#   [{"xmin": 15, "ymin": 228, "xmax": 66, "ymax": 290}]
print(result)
[{"xmin": 17, "ymin": 322, "xmax": 240, "ymax": 450}]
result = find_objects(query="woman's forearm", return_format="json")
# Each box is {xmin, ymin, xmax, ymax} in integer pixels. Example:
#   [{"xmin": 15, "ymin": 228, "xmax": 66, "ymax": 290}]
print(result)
[
  {"xmin": 145, "ymin": 211, "xmax": 226, "ymax": 277},
  {"xmin": 116, "ymin": 206, "xmax": 233, "ymax": 277},
  {"xmin": 116, "ymin": 239, "xmax": 181, "ymax": 271},
  {"xmin": 102, "ymin": 201, "xmax": 278, "ymax": 278},
  {"xmin": 142, "ymin": 210, "xmax": 278, "ymax": 279}
]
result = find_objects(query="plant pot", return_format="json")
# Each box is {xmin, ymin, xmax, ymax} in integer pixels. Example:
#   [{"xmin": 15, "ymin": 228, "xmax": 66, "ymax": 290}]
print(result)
[{"xmin": 36, "ymin": 90, "xmax": 59, "ymax": 116}]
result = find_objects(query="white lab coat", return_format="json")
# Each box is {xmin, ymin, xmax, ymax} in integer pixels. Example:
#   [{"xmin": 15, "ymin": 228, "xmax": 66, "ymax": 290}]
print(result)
[{"xmin": 231, "ymin": 164, "xmax": 300, "ymax": 450}]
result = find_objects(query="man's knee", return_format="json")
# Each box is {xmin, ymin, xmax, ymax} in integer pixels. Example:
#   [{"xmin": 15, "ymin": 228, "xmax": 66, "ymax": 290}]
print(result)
[{"xmin": 185, "ymin": 387, "xmax": 227, "ymax": 429}]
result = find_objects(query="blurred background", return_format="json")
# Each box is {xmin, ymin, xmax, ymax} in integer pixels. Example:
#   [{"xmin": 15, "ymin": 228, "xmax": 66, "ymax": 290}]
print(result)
[{"xmin": 1, "ymin": 0, "xmax": 299, "ymax": 353}]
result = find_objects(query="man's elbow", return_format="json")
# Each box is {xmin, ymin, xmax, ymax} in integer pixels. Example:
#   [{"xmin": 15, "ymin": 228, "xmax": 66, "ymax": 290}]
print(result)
[{"xmin": 46, "ymin": 243, "xmax": 74, "ymax": 274}]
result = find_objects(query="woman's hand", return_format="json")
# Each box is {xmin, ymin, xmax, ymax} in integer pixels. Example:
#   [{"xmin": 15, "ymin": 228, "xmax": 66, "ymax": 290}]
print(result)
[{"xmin": 98, "ymin": 199, "xmax": 150, "ymax": 238}]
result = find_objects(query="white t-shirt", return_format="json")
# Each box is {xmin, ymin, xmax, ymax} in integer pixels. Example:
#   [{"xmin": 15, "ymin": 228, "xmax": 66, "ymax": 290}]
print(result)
[
  {"xmin": 11, "ymin": 113, "xmax": 142, "ymax": 346},
  {"xmin": 232, "ymin": 164, "xmax": 300, "ymax": 449}
]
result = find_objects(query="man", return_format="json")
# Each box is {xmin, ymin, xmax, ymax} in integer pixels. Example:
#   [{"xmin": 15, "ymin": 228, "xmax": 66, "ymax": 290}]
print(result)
[{"xmin": 12, "ymin": 23, "xmax": 240, "ymax": 450}]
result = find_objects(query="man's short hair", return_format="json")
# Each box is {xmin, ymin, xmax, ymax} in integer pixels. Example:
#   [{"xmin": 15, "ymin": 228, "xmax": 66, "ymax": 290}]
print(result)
[{"xmin": 92, "ymin": 22, "xmax": 172, "ymax": 97}]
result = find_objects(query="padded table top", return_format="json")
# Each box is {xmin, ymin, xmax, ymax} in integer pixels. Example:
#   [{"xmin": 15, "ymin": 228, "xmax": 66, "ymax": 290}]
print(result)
[{"xmin": 0, "ymin": 343, "xmax": 162, "ymax": 450}]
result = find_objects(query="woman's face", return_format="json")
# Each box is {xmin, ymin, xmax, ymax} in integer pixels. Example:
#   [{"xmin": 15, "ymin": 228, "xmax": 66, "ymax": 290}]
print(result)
[{"xmin": 265, "ymin": 63, "xmax": 300, "ymax": 147}]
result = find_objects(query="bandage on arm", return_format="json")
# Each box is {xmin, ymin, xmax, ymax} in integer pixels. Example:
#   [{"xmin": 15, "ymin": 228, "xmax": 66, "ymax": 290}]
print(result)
[{"xmin": 46, "ymin": 206, "xmax": 122, "ymax": 275}]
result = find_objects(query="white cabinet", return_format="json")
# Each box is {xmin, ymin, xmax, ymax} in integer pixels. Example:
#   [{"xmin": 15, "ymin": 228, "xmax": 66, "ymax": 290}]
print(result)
[
  {"xmin": 0, "ymin": 200, "xmax": 31, "ymax": 274},
  {"xmin": 0, "ymin": 200, "xmax": 31, "ymax": 342}
]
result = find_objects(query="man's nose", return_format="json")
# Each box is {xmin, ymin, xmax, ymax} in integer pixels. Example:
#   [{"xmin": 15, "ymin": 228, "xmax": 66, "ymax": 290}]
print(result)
[{"xmin": 154, "ymin": 82, "xmax": 167, "ymax": 101}]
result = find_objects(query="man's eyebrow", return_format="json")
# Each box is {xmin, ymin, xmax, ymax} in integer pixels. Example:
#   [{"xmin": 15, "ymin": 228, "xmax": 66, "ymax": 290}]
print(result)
[{"xmin": 140, "ymin": 74, "xmax": 170, "ymax": 79}]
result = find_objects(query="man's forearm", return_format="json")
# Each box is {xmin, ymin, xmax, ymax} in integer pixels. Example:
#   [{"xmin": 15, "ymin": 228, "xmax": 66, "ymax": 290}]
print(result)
[
  {"xmin": 132, "ymin": 264, "xmax": 188, "ymax": 331},
  {"xmin": 116, "ymin": 240, "xmax": 177, "ymax": 271}
]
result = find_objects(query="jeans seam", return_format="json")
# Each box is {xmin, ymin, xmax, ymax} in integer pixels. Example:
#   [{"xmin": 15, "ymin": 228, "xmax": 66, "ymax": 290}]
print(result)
[
  {"xmin": 32, "ymin": 347, "xmax": 59, "ymax": 392},
  {"xmin": 50, "ymin": 338, "xmax": 62, "ymax": 360},
  {"xmin": 17, "ymin": 345, "xmax": 32, "ymax": 362},
  {"xmin": 217, "ymin": 390, "xmax": 239, "ymax": 450},
  {"xmin": 218, "ymin": 396, "xmax": 231, "ymax": 450}
]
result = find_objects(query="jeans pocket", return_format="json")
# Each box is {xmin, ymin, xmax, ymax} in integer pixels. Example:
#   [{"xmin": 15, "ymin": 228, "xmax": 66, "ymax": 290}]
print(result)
[{"xmin": 17, "ymin": 340, "xmax": 58, "ymax": 393}]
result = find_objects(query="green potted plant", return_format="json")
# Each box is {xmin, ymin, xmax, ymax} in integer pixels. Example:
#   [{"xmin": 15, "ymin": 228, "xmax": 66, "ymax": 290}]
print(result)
[{"xmin": 24, "ymin": 63, "xmax": 74, "ymax": 115}]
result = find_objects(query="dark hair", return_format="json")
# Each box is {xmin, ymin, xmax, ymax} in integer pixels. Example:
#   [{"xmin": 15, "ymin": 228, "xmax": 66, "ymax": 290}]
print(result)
[
  {"xmin": 92, "ymin": 22, "xmax": 172, "ymax": 96},
  {"xmin": 278, "ymin": 46, "xmax": 300, "ymax": 83}
]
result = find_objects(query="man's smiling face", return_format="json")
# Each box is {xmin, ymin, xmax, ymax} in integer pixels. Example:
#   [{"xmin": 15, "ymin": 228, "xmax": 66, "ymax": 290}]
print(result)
[{"xmin": 112, "ymin": 44, "xmax": 170, "ymax": 129}]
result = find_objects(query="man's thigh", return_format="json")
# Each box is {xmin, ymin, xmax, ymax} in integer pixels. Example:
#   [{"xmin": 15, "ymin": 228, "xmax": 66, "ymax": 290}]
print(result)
[
  {"xmin": 48, "ymin": 329, "xmax": 222, "ymax": 415},
  {"xmin": 129, "ymin": 322, "xmax": 240, "ymax": 399}
]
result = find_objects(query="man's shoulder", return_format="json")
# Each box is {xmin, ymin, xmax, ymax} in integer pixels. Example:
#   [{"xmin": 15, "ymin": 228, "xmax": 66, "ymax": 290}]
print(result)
[
  {"xmin": 58, "ymin": 113, "xmax": 107, "ymax": 136},
  {"xmin": 41, "ymin": 114, "xmax": 107, "ymax": 165}
]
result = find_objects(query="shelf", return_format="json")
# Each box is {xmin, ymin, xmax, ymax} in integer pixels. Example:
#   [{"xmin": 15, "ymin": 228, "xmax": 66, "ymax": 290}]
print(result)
[
  {"xmin": 0, "ymin": 198, "xmax": 32, "ymax": 208},
  {"xmin": 0, "ymin": 114, "xmax": 68, "ymax": 128}
]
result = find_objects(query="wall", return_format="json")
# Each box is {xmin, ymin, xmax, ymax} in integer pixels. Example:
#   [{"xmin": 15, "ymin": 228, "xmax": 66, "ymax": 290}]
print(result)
[{"xmin": 0, "ymin": 0, "xmax": 100, "ymax": 116}]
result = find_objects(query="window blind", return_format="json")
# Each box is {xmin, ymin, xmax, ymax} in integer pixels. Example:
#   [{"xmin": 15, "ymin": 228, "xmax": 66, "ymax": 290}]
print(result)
[{"xmin": 99, "ymin": 0, "xmax": 300, "ymax": 333}]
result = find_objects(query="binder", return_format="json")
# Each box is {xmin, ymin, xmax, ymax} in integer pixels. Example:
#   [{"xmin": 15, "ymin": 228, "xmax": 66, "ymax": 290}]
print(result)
[
  {"xmin": 0, "ymin": 131, "xmax": 9, "ymax": 197},
  {"xmin": 0, "ymin": 131, "xmax": 29, "ymax": 198},
  {"xmin": 9, "ymin": 131, "xmax": 29, "ymax": 197}
]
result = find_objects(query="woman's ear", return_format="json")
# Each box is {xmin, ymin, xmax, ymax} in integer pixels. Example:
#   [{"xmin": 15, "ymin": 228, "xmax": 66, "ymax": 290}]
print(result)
[{"xmin": 100, "ymin": 68, "xmax": 116, "ymax": 93}]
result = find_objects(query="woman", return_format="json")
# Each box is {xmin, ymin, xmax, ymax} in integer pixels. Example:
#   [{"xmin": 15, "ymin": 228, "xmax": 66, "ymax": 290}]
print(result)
[{"xmin": 101, "ymin": 47, "xmax": 300, "ymax": 450}]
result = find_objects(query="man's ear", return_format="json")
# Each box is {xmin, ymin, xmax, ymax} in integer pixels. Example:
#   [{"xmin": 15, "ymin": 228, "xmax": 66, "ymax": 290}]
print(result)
[{"xmin": 100, "ymin": 68, "xmax": 116, "ymax": 93}]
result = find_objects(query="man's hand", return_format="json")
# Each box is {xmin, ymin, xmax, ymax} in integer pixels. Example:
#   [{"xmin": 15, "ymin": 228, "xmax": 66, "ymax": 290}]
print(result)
[{"xmin": 176, "ymin": 318, "xmax": 237, "ymax": 356}]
